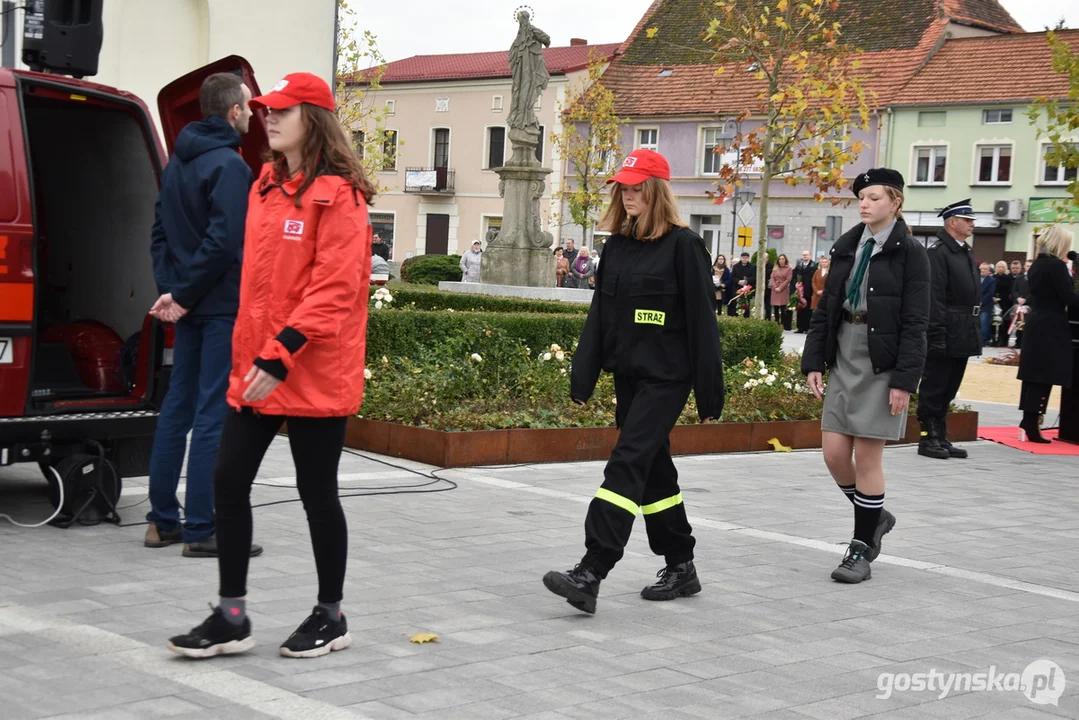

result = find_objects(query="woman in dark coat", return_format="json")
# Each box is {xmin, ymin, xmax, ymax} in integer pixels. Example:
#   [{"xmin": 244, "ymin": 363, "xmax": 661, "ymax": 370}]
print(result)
[
  {"xmin": 992, "ymin": 260, "xmax": 1014, "ymax": 346},
  {"xmin": 1016, "ymin": 226, "xmax": 1079, "ymax": 443},
  {"xmin": 802, "ymin": 168, "xmax": 930, "ymax": 585},
  {"xmin": 712, "ymin": 254, "xmax": 732, "ymax": 315}
]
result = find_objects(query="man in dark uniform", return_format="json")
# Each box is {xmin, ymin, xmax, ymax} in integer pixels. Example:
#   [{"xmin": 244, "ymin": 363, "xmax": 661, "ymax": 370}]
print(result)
[
  {"xmin": 793, "ymin": 250, "xmax": 817, "ymax": 332},
  {"xmin": 730, "ymin": 252, "xmax": 756, "ymax": 317},
  {"xmin": 918, "ymin": 199, "xmax": 981, "ymax": 459}
]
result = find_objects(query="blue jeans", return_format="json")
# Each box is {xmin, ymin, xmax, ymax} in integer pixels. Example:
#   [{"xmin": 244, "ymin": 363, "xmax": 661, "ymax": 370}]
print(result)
[
  {"xmin": 980, "ymin": 310, "xmax": 992, "ymax": 345},
  {"xmin": 146, "ymin": 315, "xmax": 234, "ymax": 543}
]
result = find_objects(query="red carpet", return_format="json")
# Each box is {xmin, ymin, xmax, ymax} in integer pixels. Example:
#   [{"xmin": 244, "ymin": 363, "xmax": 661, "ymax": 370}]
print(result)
[{"xmin": 977, "ymin": 426, "xmax": 1079, "ymax": 455}]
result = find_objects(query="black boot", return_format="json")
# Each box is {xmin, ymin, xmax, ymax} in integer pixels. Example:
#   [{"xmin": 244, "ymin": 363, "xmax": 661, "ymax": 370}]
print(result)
[
  {"xmin": 917, "ymin": 419, "xmax": 950, "ymax": 459},
  {"xmin": 864, "ymin": 508, "xmax": 896, "ymax": 563},
  {"xmin": 640, "ymin": 561, "xmax": 702, "ymax": 601},
  {"xmin": 1019, "ymin": 412, "xmax": 1051, "ymax": 444},
  {"xmin": 831, "ymin": 540, "xmax": 872, "ymax": 583},
  {"xmin": 934, "ymin": 417, "xmax": 968, "ymax": 459},
  {"xmin": 543, "ymin": 563, "xmax": 601, "ymax": 614}
]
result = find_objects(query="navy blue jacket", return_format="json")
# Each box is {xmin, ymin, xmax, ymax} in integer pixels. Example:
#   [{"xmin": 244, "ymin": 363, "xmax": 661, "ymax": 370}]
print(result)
[
  {"xmin": 150, "ymin": 116, "xmax": 253, "ymax": 317},
  {"xmin": 980, "ymin": 275, "xmax": 996, "ymax": 311}
]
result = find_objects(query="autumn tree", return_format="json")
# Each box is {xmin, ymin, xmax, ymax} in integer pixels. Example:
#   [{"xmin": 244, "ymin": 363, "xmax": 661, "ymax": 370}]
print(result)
[
  {"xmin": 1027, "ymin": 30, "xmax": 1079, "ymax": 223},
  {"xmin": 551, "ymin": 53, "xmax": 624, "ymax": 245},
  {"xmin": 335, "ymin": 0, "xmax": 398, "ymax": 187},
  {"xmin": 676, "ymin": 0, "xmax": 872, "ymax": 317}
]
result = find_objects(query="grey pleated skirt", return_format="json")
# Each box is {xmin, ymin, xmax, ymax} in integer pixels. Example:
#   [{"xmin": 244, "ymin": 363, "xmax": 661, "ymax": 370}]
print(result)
[{"xmin": 821, "ymin": 320, "xmax": 907, "ymax": 441}]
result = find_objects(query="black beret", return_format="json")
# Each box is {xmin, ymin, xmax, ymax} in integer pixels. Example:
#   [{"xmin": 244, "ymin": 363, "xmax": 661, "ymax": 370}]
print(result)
[{"xmin": 852, "ymin": 168, "xmax": 905, "ymax": 197}]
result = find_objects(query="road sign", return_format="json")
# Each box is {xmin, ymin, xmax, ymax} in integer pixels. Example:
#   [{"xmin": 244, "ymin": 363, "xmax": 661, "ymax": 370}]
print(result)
[
  {"xmin": 737, "ymin": 203, "xmax": 755, "ymax": 227},
  {"xmin": 737, "ymin": 227, "xmax": 753, "ymax": 247}
]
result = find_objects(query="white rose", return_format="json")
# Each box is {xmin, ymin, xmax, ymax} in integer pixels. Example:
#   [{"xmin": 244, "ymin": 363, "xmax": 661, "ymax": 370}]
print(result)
[
  {"xmin": 384, "ymin": 294, "xmax": 393, "ymax": 303},
  {"xmin": 470, "ymin": 353, "xmax": 483, "ymax": 362},
  {"xmin": 374, "ymin": 300, "xmax": 383, "ymax": 310},
  {"xmin": 767, "ymin": 374, "xmax": 776, "ymax": 383},
  {"xmin": 555, "ymin": 351, "xmax": 565, "ymax": 361},
  {"xmin": 784, "ymin": 382, "xmax": 792, "ymax": 390},
  {"xmin": 363, "ymin": 368, "xmax": 373, "ymax": 380},
  {"xmin": 744, "ymin": 381, "xmax": 753, "ymax": 389},
  {"xmin": 543, "ymin": 352, "xmax": 552, "ymax": 361},
  {"xmin": 759, "ymin": 368, "xmax": 769, "ymax": 376},
  {"xmin": 560, "ymin": 368, "xmax": 566, "ymax": 375}
]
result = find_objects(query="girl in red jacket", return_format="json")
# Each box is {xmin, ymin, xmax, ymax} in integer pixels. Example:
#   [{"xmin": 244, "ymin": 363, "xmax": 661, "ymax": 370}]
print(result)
[{"xmin": 167, "ymin": 73, "xmax": 375, "ymax": 660}]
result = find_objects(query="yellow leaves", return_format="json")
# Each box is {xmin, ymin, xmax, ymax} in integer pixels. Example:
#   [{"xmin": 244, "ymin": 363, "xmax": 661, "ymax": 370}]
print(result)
[
  {"xmin": 646, "ymin": 27, "xmax": 659, "ymax": 39},
  {"xmin": 768, "ymin": 437, "xmax": 793, "ymax": 453},
  {"xmin": 777, "ymin": 0, "xmax": 789, "ymax": 10},
  {"xmin": 770, "ymin": 92, "xmax": 786, "ymax": 103},
  {"xmin": 410, "ymin": 633, "xmax": 439, "ymax": 644}
]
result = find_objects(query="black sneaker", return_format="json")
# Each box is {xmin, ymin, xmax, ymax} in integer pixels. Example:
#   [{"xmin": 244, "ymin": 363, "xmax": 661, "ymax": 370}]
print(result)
[
  {"xmin": 542, "ymin": 563, "xmax": 601, "ymax": 614},
  {"xmin": 864, "ymin": 509, "xmax": 896, "ymax": 563},
  {"xmin": 183, "ymin": 534, "xmax": 264, "ymax": 559},
  {"xmin": 280, "ymin": 606, "xmax": 351, "ymax": 658},
  {"xmin": 831, "ymin": 540, "xmax": 872, "ymax": 584},
  {"xmin": 641, "ymin": 561, "xmax": 702, "ymax": 601},
  {"xmin": 166, "ymin": 605, "xmax": 255, "ymax": 658}
]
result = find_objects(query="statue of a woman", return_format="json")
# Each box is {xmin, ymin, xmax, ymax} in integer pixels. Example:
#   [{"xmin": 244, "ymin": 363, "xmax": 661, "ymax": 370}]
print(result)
[{"xmin": 508, "ymin": 10, "xmax": 551, "ymax": 134}]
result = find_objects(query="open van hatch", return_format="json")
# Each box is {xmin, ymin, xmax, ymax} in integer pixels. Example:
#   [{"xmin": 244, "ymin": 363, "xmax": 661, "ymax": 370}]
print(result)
[{"xmin": 19, "ymin": 79, "xmax": 166, "ymax": 412}]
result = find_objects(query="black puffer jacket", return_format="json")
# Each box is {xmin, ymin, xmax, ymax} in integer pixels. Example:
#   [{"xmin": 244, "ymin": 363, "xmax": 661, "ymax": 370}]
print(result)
[
  {"xmin": 801, "ymin": 220, "xmax": 930, "ymax": 393},
  {"xmin": 571, "ymin": 226, "xmax": 724, "ymax": 421},
  {"xmin": 926, "ymin": 229, "xmax": 981, "ymax": 357}
]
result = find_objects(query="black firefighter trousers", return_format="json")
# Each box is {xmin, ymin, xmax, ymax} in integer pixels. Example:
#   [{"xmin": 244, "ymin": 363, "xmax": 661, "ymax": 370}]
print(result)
[
  {"xmin": 582, "ymin": 376, "xmax": 696, "ymax": 578},
  {"xmin": 918, "ymin": 356, "xmax": 969, "ymax": 421}
]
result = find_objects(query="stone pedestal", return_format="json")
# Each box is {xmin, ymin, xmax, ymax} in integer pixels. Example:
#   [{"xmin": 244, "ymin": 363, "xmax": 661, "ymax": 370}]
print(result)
[{"xmin": 480, "ymin": 128, "xmax": 555, "ymax": 288}]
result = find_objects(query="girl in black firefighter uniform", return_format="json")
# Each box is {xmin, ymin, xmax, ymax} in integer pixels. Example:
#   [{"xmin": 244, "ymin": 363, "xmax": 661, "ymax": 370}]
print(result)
[
  {"xmin": 802, "ymin": 168, "xmax": 929, "ymax": 584},
  {"xmin": 543, "ymin": 149, "xmax": 724, "ymax": 614}
]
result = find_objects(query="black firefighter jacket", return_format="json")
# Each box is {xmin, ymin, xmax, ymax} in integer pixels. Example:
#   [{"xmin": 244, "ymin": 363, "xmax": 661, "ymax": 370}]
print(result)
[
  {"xmin": 927, "ymin": 229, "xmax": 981, "ymax": 358},
  {"xmin": 570, "ymin": 226, "xmax": 725, "ymax": 421},
  {"xmin": 801, "ymin": 221, "xmax": 930, "ymax": 394}
]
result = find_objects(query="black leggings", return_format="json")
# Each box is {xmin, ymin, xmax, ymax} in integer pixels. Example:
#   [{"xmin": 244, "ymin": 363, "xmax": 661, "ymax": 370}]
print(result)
[{"xmin": 214, "ymin": 410, "xmax": 349, "ymax": 603}]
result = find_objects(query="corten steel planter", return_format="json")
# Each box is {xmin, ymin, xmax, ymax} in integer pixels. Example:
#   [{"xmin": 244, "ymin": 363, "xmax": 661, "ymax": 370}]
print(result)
[{"xmin": 340, "ymin": 412, "xmax": 979, "ymax": 468}]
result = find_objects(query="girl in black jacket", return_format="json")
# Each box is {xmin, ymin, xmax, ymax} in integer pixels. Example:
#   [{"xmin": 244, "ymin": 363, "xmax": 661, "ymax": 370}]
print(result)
[
  {"xmin": 1016, "ymin": 226, "xmax": 1079, "ymax": 442},
  {"xmin": 802, "ymin": 168, "xmax": 930, "ymax": 584},
  {"xmin": 543, "ymin": 149, "xmax": 724, "ymax": 614}
]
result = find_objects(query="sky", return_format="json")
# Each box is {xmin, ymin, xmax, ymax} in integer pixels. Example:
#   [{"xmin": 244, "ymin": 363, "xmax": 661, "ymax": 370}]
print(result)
[{"xmin": 357, "ymin": 0, "xmax": 1078, "ymax": 65}]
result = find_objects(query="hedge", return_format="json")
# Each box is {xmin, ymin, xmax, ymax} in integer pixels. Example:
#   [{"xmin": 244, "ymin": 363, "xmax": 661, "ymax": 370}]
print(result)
[
  {"xmin": 385, "ymin": 283, "xmax": 588, "ymax": 315},
  {"xmin": 365, "ymin": 309, "xmax": 783, "ymax": 367},
  {"xmin": 400, "ymin": 254, "xmax": 463, "ymax": 285}
]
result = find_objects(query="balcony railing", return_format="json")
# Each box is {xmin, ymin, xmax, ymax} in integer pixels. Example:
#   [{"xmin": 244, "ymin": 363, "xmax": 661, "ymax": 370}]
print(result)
[{"xmin": 404, "ymin": 167, "xmax": 455, "ymax": 194}]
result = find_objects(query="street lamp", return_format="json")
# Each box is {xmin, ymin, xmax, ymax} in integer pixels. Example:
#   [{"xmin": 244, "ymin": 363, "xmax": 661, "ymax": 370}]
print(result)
[{"xmin": 721, "ymin": 118, "xmax": 745, "ymax": 258}]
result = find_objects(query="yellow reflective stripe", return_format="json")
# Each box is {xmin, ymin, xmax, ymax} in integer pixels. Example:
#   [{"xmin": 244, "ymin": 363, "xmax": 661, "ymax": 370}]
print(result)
[
  {"xmin": 641, "ymin": 492, "xmax": 684, "ymax": 515},
  {"xmin": 595, "ymin": 488, "xmax": 639, "ymax": 516}
]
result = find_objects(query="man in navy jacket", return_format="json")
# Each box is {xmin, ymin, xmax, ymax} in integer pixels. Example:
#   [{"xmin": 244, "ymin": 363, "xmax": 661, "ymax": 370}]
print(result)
[
  {"xmin": 146, "ymin": 73, "xmax": 261, "ymax": 559},
  {"xmin": 979, "ymin": 263, "xmax": 996, "ymax": 347}
]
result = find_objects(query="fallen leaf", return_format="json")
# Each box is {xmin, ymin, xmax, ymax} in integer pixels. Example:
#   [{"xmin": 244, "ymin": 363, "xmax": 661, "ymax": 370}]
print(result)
[
  {"xmin": 410, "ymin": 633, "xmax": 440, "ymax": 644},
  {"xmin": 767, "ymin": 437, "xmax": 793, "ymax": 453}
]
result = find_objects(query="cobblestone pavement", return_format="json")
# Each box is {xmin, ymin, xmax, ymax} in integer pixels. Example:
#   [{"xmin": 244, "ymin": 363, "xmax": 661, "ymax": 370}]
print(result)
[{"xmin": 0, "ymin": 432, "xmax": 1076, "ymax": 719}]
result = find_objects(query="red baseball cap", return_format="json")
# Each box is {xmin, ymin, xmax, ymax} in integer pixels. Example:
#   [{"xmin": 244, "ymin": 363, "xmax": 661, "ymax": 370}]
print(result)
[
  {"xmin": 607, "ymin": 148, "xmax": 671, "ymax": 185},
  {"xmin": 250, "ymin": 72, "xmax": 336, "ymax": 112}
]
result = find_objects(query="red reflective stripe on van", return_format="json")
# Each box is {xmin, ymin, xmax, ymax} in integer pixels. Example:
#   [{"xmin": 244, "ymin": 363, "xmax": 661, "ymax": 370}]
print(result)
[{"xmin": 0, "ymin": 283, "xmax": 33, "ymax": 321}]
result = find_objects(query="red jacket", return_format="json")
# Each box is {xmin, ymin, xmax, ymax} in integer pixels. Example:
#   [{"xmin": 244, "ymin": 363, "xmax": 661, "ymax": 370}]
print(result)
[{"xmin": 227, "ymin": 164, "xmax": 371, "ymax": 417}]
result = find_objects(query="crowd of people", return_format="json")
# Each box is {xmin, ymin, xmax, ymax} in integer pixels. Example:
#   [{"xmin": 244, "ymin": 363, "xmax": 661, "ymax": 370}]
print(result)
[{"xmin": 144, "ymin": 70, "xmax": 1077, "ymax": 659}]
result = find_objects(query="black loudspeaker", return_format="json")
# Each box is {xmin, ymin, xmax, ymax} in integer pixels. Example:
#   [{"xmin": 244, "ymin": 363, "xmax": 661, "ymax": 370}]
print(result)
[{"xmin": 22, "ymin": 0, "xmax": 105, "ymax": 79}]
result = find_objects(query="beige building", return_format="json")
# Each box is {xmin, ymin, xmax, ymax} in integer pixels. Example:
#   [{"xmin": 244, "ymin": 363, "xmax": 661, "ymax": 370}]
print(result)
[
  {"xmin": 350, "ymin": 41, "xmax": 619, "ymax": 261},
  {"xmin": 5, "ymin": 0, "xmax": 336, "ymax": 134}
]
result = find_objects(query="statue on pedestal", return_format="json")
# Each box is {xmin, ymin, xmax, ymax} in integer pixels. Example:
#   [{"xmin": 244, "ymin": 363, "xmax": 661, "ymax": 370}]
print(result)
[{"xmin": 479, "ymin": 7, "xmax": 556, "ymax": 288}]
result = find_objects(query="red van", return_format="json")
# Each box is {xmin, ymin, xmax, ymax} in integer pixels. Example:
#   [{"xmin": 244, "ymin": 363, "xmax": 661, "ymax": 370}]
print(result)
[{"xmin": 0, "ymin": 56, "xmax": 266, "ymax": 485}]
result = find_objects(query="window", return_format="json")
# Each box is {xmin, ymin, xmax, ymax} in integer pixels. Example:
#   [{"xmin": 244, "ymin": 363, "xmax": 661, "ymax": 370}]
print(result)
[
  {"xmin": 486, "ymin": 126, "xmax": 506, "ymax": 169},
  {"xmin": 352, "ymin": 130, "xmax": 365, "ymax": 159},
  {"xmin": 637, "ymin": 128, "xmax": 658, "ymax": 151},
  {"xmin": 382, "ymin": 130, "xmax": 398, "ymax": 171},
  {"xmin": 812, "ymin": 227, "xmax": 830, "ymax": 259},
  {"xmin": 918, "ymin": 111, "xmax": 946, "ymax": 127},
  {"xmin": 702, "ymin": 127, "xmax": 724, "ymax": 174},
  {"xmin": 975, "ymin": 144, "xmax": 1011, "ymax": 184},
  {"xmin": 1040, "ymin": 142, "xmax": 1078, "ymax": 185},
  {"xmin": 370, "ymin": 212, "xmax": 396, "ymax": 261},
  {"xmin": 492, "ymin": 95, "xmax": 503, "ymax": 112},
  {"xmin": 983, "ymin": 109, "xmax": 1012, "ymax": 124},
  {"xmin": 433, "ymin": 128, "xmax": 450, "ymax": 168},
  {"xmin": 385, "ymin": 100, "xmax": 396, "ymax": 116},
  {"xmin": 482, "ymin": 215, "xmax": 502, "ymax": 244},
  {"xmin": 535, "ymin": 125, "xmax": 544, "ymax": 163},
  {"xmin": 913, "ymin": 146, "xmax": 947, "ymax": 184}
]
